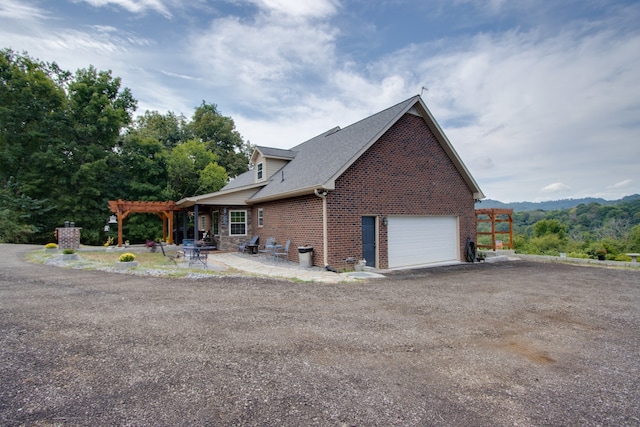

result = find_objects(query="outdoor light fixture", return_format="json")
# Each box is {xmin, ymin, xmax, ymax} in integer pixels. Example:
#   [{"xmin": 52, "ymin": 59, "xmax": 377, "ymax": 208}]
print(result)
[
  {"xmin": 382, "ymin": 216, "xmax": 388, "ymax": 226},
  {"xmin": 108, "ymin": 215, "xmax": 117, "ymax": 224}
]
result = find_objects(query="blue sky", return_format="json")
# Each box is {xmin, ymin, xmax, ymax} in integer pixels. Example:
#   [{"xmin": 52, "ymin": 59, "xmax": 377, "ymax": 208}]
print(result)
[{"xmin": 1, "ymin": 0, "xmax": 639, "ymax": 202}]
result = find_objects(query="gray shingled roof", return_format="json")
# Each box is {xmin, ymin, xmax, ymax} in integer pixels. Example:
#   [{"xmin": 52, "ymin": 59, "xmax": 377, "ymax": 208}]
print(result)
[
  {"xmin": 244, "ymin": 96, "xmax": 420, "ymax": 201},
  {"xmin": 254, "ymin": 146, "xmax": 297, "ymax": 160},
  {"xmin": 211, "ymin": 94, "xmax": 484, "ymax": 204}
]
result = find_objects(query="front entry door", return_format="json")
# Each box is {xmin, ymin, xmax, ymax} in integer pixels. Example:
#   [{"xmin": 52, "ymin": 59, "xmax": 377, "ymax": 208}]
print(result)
[{"xmin": 362, "ymin": 216, "xmax": 376, "ymax": 268}]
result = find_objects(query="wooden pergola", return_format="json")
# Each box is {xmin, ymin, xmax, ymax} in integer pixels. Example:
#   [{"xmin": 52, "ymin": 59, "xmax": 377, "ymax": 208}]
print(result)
[
  {"xmin": 475, "ymin": 208, "xmax": 514, "ymax": 250},
  {"xmin": 108, "ymin": 199, "xmax": 177, "ymax": 247}
]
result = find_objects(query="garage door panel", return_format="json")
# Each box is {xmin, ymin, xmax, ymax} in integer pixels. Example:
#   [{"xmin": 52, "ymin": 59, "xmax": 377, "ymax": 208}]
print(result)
[{"xmin": 388, "ymin": 216, "xmax": 458, "ymax": 268}]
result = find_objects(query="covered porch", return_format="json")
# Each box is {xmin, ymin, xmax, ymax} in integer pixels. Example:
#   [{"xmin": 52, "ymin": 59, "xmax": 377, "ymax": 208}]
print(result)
[{"xmin": 176, "ymin": 189, "xmax": 258, "ymax": 252}]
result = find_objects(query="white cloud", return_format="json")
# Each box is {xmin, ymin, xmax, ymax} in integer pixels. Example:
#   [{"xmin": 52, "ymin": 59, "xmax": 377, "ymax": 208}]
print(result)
[
  {"xmin": 189, "ymin": 6, "xmax": 339, "ymax": 107},
  {"xmin": 160, "ymin": 71, "xmax": 202, "ymax": 81},
  {"xmin": 74, "ymin": 0, "xmax": 173, "ymax": 18},
  {"xmin": 0, "ymin": 0, "xmax": 49, "ymax": 21},
  {"xmin": 541, "ymin": 183, "xmax": 571, "ymax": 193},
  {"xmin": 609, "ymin": 179, "xmax": 633, "ymax": 189},
  {"xmin": 389, "ymin": 21, "xmax": 640, "ymax": 201},
  {"xmin": 245, "ymin": 0, "xmax": 339, "ymax": 19}
]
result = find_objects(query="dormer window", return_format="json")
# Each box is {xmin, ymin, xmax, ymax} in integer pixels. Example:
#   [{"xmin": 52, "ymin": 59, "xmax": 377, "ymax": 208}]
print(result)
[{"xmin": 257, "ymin": 162, "xmax": 264, "ymax": 180}]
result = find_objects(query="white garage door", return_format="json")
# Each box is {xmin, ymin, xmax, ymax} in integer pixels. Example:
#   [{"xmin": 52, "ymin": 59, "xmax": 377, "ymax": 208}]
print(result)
[{"xmin": 388, "ymin": 216, "xmax": 458, "ymax": 268}]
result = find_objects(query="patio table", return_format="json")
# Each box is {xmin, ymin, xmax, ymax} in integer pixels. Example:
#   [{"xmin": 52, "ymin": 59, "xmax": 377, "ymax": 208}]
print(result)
[{"xmin": 183, "ymin": 245, "xmax": 216, "ymax": 268}]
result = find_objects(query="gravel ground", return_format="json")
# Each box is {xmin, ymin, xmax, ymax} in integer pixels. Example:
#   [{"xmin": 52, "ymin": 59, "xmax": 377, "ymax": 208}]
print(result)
[{"xmin": 1, "ymin": 244, "xmax": 639, "ymax": 426}]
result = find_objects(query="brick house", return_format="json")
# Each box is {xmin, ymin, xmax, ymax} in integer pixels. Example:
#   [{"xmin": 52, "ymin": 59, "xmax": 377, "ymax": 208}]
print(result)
[{"xmin": 176, "ymin": 95, "xmax": 484, "ymax": 270}]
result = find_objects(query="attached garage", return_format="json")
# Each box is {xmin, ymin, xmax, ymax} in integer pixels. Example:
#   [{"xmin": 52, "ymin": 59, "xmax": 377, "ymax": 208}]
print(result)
[{"xmin": 387, "ymin": 216, "xmax": 459, "ymax": 269}]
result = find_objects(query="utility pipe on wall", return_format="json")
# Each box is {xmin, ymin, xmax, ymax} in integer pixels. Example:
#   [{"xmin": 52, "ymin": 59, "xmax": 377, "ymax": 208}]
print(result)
[{"xmin": 314, "ymin": 189, "xmax": 329, "ymax": 266}]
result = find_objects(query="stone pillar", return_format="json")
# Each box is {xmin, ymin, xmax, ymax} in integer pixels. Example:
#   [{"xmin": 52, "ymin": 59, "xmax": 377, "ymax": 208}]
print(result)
[{"xmin": 56, "ymin": 227, "xmax": 81, "ymax": 250}]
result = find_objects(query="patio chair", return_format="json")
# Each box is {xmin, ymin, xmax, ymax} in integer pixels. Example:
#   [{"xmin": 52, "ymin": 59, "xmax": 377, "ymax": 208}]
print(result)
[
  {"xmin": 179, "ymin": 239, "xmax": 196, "ymax": 263},
  {"xmin": 274, "ymin": 240, "xmax": 291, "ymax": 262},
  {"xmin": 239, "ymin": 235, "xmax": 259, "ymax": 253},
  {"xmin": 258, "ymin": 237, "xmax": 277, "ymax": 257}
]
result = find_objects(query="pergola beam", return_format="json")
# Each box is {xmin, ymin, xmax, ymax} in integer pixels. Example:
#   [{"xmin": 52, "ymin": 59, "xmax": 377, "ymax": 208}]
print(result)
[{"xmin": 108, "ymin": 199, "xmax": 177, "ymax": 247}]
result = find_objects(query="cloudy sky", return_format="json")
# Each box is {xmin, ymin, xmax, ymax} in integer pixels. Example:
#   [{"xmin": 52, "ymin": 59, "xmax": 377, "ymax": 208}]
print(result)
[{"xmin": 1, "ymin": 0, "xmax": 639, "ymax": 202}]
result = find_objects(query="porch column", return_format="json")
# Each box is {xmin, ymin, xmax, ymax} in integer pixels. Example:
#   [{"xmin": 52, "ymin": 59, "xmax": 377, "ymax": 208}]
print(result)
[
  {"xmin": 182, "ymin": 211, "xmax": 188, "ymax": 242},
  {"xmin": 194, "ymin": 204, "xmax": 199, "ymax": 240}
]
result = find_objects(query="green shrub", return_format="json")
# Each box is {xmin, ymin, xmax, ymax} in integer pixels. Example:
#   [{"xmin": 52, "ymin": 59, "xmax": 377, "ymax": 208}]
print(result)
[
  {"xmin": 45, "ymin": 243, "xmax": 58, "ymax": 249},
  {"xmin": 566, "ymin": 252, "xmax": 589, "ymax": 259},
  {"xmin": 613, "ymin": 254, "xmax": 632, "ymax": 262},
  {"xmin": 119, "ymin": 252, "xmax": 136, "ymax": 262},
  {"xmin": 62, "ymin": 248, "xmax": 75, "ymax": 254}
]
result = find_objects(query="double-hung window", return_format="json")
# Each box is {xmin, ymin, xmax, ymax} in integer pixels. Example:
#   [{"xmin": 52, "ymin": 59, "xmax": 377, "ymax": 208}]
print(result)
[
  {"xmin": 257, "ymin": 163, "xmax": 264, "ymax": 180},
  {"xmin": 229, "ymin": 210, "xmax": 247, "ymax": 236},
  {"xmin": 257, "ymin": 208, "xmax": 264, "ymax": 227}
]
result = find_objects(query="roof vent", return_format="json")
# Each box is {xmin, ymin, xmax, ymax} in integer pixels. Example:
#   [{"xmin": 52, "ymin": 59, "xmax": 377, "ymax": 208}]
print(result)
[{"xmin": 325, "ymin": 126, "xmax": 341, "ymax": 136}]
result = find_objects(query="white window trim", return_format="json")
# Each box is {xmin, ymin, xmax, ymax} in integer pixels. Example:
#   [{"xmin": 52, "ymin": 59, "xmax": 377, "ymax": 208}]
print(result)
[
  {"xmin": 257, "ymin": 208, "xmax": 264, "ymax": 227},
  {"xmin": 229, "ymin": 210, "xmax": 247, "ymax": 236}
]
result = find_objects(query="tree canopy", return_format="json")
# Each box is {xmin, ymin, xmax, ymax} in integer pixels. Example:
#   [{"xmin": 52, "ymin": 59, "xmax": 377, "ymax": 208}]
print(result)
[{"xmin": 0, "ymin": 49, "xmax": 250, "ymax": 245}]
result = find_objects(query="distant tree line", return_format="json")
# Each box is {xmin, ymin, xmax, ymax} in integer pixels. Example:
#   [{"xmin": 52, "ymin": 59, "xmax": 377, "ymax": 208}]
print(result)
[
  {"xmin": 480, "ymin": 198, "xmax": 640, "ymax": 260},
  {"xmin": 476, "ymin": 194, "xmax": 640, "ymax": 212},
  {"xmin": 1, "ymin": 49, "xmax": 252, "ymax": 245}
]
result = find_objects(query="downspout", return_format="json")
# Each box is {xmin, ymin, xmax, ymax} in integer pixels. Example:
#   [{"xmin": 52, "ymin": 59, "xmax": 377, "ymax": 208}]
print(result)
[{"xmin": 314, "ymin": 189, "xmax": 329, "ymax": 267}]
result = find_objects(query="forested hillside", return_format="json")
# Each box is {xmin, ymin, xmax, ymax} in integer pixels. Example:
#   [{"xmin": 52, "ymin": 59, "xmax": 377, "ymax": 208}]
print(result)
[
  {"xmin": 476, "ymin": 194, "xmax": 640, "ymax": 212},
  {"xmin": 481, "ymin": 197, "xmax": 640, "ymax": 260},
  {"xmin": 1, "ymin": 50, "xmax": 251, "ymax": 245}
]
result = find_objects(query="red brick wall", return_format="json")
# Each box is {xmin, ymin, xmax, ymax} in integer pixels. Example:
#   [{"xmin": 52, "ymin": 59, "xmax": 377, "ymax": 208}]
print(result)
[
  {"xmin": 327, "ymin": 113, "xmax": 476, "ymax": 269},
  {"xmin": 250, "ymin": 195, "xmax": 324, "ymax": 264}
]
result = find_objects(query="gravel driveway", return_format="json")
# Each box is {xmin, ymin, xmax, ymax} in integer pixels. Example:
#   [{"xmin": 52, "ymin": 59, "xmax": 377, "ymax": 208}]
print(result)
[{"xmin": 1, "ymin": 244, "xmax": 639, "ymax": 426}]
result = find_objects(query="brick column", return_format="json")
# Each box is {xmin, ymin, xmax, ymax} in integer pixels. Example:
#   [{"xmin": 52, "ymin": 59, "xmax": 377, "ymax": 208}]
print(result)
[{"xmin": 56, "ymin": 227, "xmax": 81, "ymax": 250}]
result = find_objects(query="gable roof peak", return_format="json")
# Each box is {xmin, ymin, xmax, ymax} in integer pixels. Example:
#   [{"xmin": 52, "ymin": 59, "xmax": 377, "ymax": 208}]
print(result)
[{"xmin": 251, "ymin": 146, "xmax": 297, "ymax": 163}]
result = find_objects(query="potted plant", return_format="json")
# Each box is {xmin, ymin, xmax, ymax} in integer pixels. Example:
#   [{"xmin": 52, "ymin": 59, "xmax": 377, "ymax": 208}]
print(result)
[
  {"xmin": 595, "ymin": 248, "xmax": 607, "ymax": 260},
  {"xmin": 116, "ymin": 252, "xmax": 138, "ymax": 269},
  {"xmin": 61, "ymin": 248, "xmax": 79, "ymax": 261}
]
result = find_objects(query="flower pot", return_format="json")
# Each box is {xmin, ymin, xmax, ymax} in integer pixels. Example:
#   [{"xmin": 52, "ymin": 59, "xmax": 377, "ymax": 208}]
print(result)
[
  {"xmin": 597, "ymin": 255, "xmax": 605, "ymax": 261},
  {"xmin": 115, "ymin": 261, "xmax": 138, "ymax": 269}
]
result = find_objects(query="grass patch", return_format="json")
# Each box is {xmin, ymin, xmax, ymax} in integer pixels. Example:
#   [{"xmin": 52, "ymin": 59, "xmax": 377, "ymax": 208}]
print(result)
[
  {"xmin": 28, "ymin": 249, "xmax": 247, "ymax": 278},
  {"xmin": 81, "ymin": 251, "xmax": 168, "ymax": 266}
]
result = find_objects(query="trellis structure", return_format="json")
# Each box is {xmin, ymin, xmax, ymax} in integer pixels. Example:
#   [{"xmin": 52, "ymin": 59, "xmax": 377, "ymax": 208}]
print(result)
[
  {"xmin": 108, "ymin": 199, "xmax": 177, "ymax": 247},
  {"xmin": 475, "ymin": 208, "xmax": 514, "ymax": 250}
]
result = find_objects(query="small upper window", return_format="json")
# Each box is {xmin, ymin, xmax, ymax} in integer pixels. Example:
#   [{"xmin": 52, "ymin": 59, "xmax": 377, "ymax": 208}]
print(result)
[{"xmin": 257, "ymin": 162, "xmax": 264, "ymax": 180}]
